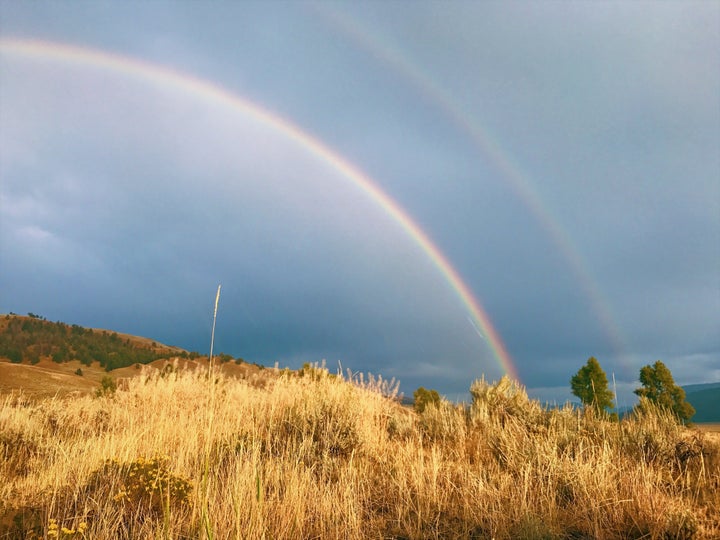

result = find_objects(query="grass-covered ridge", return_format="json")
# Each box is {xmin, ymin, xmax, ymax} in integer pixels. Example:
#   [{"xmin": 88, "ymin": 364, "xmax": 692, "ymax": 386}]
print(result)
[{"xmin": 1, "ymin": 365, "xmax": 719, "ymax": 539}]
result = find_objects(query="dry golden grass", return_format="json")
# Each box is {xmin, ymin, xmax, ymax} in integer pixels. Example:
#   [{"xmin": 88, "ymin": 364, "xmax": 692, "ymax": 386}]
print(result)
[
  {"xmin": 0, "ymin": 356, "xmax": 264, "ymax": 398},
  {"xmin": 0, "ymin": 360, "xmax": 103, "ymax": 397},
  {"xmin": 1, "ymin": 365, "xmax": 718, "ymax": 539},
  {"xmin": 694, "ymin": 423, "xmax": 720, "ymax": 434}
]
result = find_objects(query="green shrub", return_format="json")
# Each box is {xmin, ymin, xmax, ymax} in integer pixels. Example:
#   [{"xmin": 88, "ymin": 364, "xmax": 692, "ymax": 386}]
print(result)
[{"xmin": 95, "ymin": 375, "xmax": 117, "ymax": 397}]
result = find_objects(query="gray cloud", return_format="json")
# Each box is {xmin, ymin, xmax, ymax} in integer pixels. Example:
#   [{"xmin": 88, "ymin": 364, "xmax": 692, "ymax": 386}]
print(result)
[{"xmin": 1, "ymin": 1, "xmax": 718, "ymax": 400}]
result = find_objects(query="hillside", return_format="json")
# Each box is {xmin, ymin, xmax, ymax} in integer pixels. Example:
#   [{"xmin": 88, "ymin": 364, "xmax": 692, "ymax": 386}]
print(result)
[
  {"xmin": 686, "ymin": 386, "xmax": 720, "ymax": 423},
  {"xmin": 676, "ymin": 383, "xmax": 720, "ymax": 423},
  {"xmin": 0, "ymin": 355, "xmax": 270, "ymax": 398},
  {"xmin": 0, "ymin": 314, "xmax": 264, "ymax": 398},
  {"xmin": 0, "ymin": 314, "xmax": 188, "ymax": 369}
]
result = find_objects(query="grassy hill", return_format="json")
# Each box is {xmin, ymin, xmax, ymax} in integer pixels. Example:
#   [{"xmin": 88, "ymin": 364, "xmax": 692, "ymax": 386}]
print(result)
[
  {"xmin": 0, "ymin": 355, "xmax": 268, "ymax": 398},
  {"xmin": 0, "ymin": 314, "xmax": 191, "ymax": 369},
  {"xmin": 0, "ymin": 314, "xmax": 266, "ymax": 398}
]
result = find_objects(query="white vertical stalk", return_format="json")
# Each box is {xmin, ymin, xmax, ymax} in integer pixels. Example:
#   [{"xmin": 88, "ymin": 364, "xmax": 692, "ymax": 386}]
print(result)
[
  {"xmin": 612, "ymin": 372, "xmax": 618, "ymax": 414},
  {"xmin": 209, "ymin": 284, "xmax": 221, "ymax": 367},
  {"xmin": 202, "ymin": 283, "xmax": 221, "ymax": 539}
]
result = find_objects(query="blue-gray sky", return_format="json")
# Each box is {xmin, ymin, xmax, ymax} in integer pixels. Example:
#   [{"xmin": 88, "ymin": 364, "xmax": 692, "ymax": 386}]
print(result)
[{"xmin": 1, "ymin": 1, "xmax": 718, "ymax": 403}]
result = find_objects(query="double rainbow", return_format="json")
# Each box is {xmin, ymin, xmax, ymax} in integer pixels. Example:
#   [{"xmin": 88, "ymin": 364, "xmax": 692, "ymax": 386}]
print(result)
[{"xmin": 0, "ymin": 38, "xmax": 519, "ymax": 381}]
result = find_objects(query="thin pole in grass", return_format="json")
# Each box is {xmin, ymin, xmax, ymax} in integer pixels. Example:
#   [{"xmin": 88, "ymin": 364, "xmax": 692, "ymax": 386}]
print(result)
[
  {"xmin": 202, "ymin": 284, "xmax": 221, "ymax": 539},
  {"xmin": 612, "ymin": 372, "xmax": 618, "ymax": 414},
  {"xmin": 209, "ymin": 284, "xmax": 221, "ymax": 370}
]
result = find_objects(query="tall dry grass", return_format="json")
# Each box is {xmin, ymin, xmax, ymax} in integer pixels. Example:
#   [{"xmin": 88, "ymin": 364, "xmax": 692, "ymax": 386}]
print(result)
[{"xmin": 1, "ymin": 365, "xmax": 718, "ymax": 539}]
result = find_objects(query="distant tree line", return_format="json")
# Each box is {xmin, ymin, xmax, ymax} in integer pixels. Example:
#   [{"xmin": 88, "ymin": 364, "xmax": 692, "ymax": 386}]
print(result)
[{"xmin": 570, "ymin": 356, "xmax": 695, "ymax": 423}]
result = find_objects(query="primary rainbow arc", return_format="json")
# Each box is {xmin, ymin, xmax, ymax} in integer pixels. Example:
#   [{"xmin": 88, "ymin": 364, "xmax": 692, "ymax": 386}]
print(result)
[{"xmin": 0, "ymin": 38, "xmax": 519, "ymax": 381}]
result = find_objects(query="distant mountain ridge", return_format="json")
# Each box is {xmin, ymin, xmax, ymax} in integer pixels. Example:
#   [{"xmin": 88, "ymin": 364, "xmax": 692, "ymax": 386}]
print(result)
[
  {"xmin": 683, "ymin": 382, "xmax": 720, "ymax": 394},
  {"xmin": 682, "ymin": 384, "xmax": 720, "ymax": 423}
]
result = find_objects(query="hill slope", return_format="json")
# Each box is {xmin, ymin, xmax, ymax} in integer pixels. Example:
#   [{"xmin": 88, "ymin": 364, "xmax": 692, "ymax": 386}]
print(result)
[
  {"xmin": 685, "ymin": 386, "xmax": 720, "ymax": 423},
  {"xmin": 0, "ymin": 314, "xmax": 188, "ymax": 369},
  {"xmin": 684, "ymin": 382, "xmax": 720, "ymax": 394},
  {"xmin": 0, "ymin": 314, "xmax": 263, "ymax": 398}
]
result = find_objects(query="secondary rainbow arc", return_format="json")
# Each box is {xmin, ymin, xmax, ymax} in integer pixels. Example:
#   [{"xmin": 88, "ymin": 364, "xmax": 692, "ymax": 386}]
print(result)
[
  {"xmin": 319, "ymin": 7, "xmax": 630, "ymax": 361},
  {"xmin": 0, "ymin": 38, "xmax": 520, "ymax": 381}
]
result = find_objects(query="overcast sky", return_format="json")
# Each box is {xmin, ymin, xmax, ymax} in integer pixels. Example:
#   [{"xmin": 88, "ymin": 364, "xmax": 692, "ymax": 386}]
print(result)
[{"xmin": 1, "ymin": 1, "xmax": 718, "ymax": 403}]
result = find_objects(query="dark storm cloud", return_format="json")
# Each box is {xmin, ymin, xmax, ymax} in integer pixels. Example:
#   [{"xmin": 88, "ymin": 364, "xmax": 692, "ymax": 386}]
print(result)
[{"xmin": 1, "ymin": 1, "xmax": 718, "ymax": 400}]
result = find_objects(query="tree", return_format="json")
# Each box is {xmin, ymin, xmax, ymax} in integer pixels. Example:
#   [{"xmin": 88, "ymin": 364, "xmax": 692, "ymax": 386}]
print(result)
[
  {"xmin": 570, "ymin": 357, "xmax": 615, "ymax": 413},
  {"xmin": 634, "ymin": 361, "xmax": 695, "ymax": 423},
  {"xmin": 413, "ymin": 386, "xmax": 441, "ymax": 413},
  {"xmin": 6, "ymin": 348, "xmax": 22, "ymax": 364}
]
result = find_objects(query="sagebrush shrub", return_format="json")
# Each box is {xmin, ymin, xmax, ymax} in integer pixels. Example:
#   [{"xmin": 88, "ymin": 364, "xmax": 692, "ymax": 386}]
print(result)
[
  {"xmin": 469, "ymin": 375, "xmax": 542, "ymax": 427},
  {"xmin": 417, "ymin": 400, "xmax": 465, "ymax": 444},
  {"xmin": 0, "ymin": 428, "xmax": 41, "ymax": 478},
  {"xmin": 90, "ymin": 455, "xmax": 192, "ymax": 515}
]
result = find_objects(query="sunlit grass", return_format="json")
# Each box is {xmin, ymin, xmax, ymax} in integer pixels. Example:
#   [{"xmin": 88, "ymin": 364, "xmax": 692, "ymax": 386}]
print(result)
[{"xmin": 1, "ymin": 365, "xmax": 718, "ymax": 539}]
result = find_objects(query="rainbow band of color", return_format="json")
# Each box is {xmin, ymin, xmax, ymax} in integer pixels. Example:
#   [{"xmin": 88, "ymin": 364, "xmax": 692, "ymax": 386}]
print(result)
[{"xmin": 0, "ymin": 38, "xmax": 519, "ymax": 381}]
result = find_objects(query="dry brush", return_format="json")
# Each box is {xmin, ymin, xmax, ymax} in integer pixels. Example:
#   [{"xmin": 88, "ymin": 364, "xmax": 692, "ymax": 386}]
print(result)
[{"xmin": 1, "ymin": 366, "xmax": 718, "ymax": 539}]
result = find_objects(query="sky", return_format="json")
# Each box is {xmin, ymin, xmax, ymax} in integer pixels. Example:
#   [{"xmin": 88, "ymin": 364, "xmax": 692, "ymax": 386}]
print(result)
[{"xmin": 1, "ymin": 1, "xmax": 718, "ymax": 404}]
